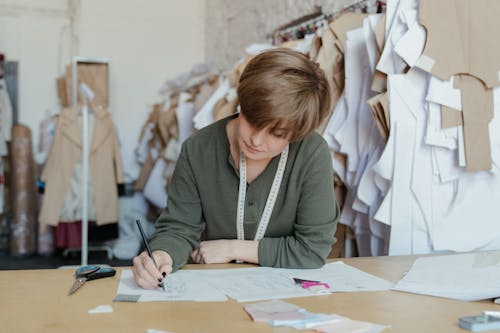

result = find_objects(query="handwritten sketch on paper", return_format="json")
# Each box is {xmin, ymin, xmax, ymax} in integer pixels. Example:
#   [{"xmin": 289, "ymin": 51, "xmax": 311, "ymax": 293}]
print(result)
[
  {"xmin": 115, "ymin": 261, "xmax": 393, "ymax": 303},
  {"xmin": 115, "ymin": 269, "xmax": 228, "ymax": 302}
]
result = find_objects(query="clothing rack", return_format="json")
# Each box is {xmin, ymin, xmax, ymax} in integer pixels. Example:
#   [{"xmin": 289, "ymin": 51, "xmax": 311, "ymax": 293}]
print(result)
[
  {"xmin": 65, "ymin": 57, "xmax": 112, "ymax": 266},
  {"xmin": 269, "ymin": 0, "xmax": 369, "ymax": 44},
  {"xmin": 274, "ymin": 10, "xmax": 325, "ymax": 35}
]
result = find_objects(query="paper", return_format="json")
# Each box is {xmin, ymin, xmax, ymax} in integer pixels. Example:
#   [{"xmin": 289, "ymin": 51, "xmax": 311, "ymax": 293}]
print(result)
[
  {"xmin": 418, "ymin": 0, "xmax": 500, "ymax": 88},
  {"xmin": 115, "ymin": 262, "xmax": 393, "ymax": 303},
  {"xmin": 206, "ymin": 262, "xmax": 393, "ymax": 302},
  {"xmin": 88, "ymin": 305, "xmax": 113, "ymax": 314},
  {"xmin": 115, "ymin": 270, "xmax": 228, "ymax": 302},
  {"xmin": 244, "ymin": 300, "xmax": 305, "ymax": 323},
  {"xmin": 376, "ymin": 0, "xmax": 417, "ymax": 75},
  {"xmin": 204, "ymin": 267, "xmax": 312, "ymax": 302},
  {"xmin": 146, "ymin": 329, "xmax": 173, "ymax": 333},
  {"xmin": 193, "ymin": 78, "xmax": 230, "ymax": 130},
  {"xmin": 175, "ymin": 92, "xmax": 195, "ymax": 145},
  {"xmin": 393, "ymin": 251, "xmax": 500, "ymax": 301},
  {"xmin": 393, "ymin": 20, "xmax": 426, "ymax": 67},
  {"xmin": 329, "ymin": 12, "xmax": 366, "ymax": 53},
  {"xmin": 316, "ymin": 319, "xmax": 388, "ymax": 333},
  {"xmin": 245, "ymin": 300, "xmax": 388, "ymax": 333}
]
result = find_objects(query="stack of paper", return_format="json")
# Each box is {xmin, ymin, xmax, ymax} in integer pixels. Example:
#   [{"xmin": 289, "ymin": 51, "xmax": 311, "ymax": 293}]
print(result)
[
  {"xmin": 244, "ymin": 300, "xmax": 388, "ymax": 332},
  {"xmin": 393, "ymin": 251, "xmax": 500, "ymax": 301}
]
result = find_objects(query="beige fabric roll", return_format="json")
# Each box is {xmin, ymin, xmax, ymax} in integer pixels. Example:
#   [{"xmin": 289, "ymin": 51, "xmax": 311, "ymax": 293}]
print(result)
[{"xmin": 10, "ymin": 124, "xmax": 37, "ymax": 256}]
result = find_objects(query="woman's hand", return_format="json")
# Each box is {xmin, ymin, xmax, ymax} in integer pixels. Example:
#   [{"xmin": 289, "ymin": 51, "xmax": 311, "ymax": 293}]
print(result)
[
  {"xmin": 191, "ymin": 240, "xmax": 235, "ymax": 264},
  {"xmin": 191, "ymin": 240, "xmax": 259, "ymax": 264},
  {"xmin": 132, "ymin": 250, "xmax": 173, "ymax": 289}
]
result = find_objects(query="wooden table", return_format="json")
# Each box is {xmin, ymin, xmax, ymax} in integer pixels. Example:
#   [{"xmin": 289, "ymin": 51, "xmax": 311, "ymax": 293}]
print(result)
[{"xmin": 0, "ymin": 255, "xmax": 497, "ymax": 332}]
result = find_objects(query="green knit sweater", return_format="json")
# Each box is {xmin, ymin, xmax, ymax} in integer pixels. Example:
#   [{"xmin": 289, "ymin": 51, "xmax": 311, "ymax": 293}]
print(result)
[{"xmin": 149, "ymin": 115, "xmax": 339, "ymax": 271}]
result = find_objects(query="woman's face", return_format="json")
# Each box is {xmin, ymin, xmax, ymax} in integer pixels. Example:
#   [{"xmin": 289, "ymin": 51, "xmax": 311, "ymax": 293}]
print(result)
[{"xmin": 236, "ymin": 113, "xmax": 290, "ymax": 161}]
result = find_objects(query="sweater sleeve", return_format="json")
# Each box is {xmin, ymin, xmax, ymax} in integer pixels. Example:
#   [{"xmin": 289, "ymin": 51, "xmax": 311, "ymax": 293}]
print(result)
[
  {"xmin": 258, "ymin": 139, "xmax": 339, "ymax": 268},
  {"xmin": 149, "ymin": 142, "xmax": 205, "ymax": 271}
]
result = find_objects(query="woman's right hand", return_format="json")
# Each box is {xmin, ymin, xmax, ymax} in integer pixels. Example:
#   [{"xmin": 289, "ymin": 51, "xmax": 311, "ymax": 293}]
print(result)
[{"xmin": 132, "ymin": 250, "xmax": 173, "ymax": 289}]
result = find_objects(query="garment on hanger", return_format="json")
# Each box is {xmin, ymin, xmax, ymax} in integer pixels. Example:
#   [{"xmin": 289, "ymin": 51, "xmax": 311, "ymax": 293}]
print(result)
[
  {"xmin": 39, "ymin": 105, "xmax": 124, "ymax": 226},
  {"xmin": 58, "ymin": 112, "xmax": 97, "ymax": 221}
]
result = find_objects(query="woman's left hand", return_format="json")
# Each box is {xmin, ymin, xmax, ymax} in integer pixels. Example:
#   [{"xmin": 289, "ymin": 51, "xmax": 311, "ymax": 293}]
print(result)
[{"xmin": 190, "ymin": 240, "xmax": 236, "ymax": 264}]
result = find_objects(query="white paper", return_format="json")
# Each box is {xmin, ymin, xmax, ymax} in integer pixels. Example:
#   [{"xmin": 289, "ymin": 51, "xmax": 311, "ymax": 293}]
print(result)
[
  {"xmin": 88, "ymin": 305, "xmax": 113, "ymax": 314},
  {"xmin": 393, "ymin": 21, "xmax": 426, "ymax": 67},
  {"xmin": 175, "ymin": 92, "xmax": 195, "ymax": 145},
  {"xmin": 376, "ymin": 0, "xmax": 418, "ymax": 74},
  {"xmin": 116, "ymin": 270, "xmax": 228, "ymax": 302},
  {"xmin": 209, "ymin": 262, "xmax": 393, "ymax": 302},
  {"xmin": 193, "ymin": 78, "xmax": 230, "ymax": 130},
  {"xmin": 393, "ymin": 251, "xmax": 500, "ymax": 301},
  {"xmin": 142, "ymin": 158, "xmax": 168, "ymax": 209},
  {"xmin": 426, "ymin": 76, "xmax": 462, "ymax": 110},
  {"xmin": 116, "ymin": 262, "xmax": 393, "ymax": 303}
]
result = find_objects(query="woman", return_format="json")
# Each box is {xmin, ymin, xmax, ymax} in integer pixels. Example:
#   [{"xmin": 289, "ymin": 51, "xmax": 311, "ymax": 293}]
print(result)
[{"xmin": 133, "ymin": 48, "xmax": 339, "ymax": 289}]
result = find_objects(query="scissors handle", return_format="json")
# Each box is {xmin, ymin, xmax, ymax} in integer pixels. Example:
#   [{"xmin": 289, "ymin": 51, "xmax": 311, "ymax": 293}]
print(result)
[
  {"xmin": 86, "ymin": 267, "xmax": 116, "ymax": 281},
  {"xmin": 76, "ymin": 265, "xmax": 100, "ymax": 277},
  {"xmin": 69, "ymin": 266, "xmax": 116, "ymax": 295},
  {"xmin": 76, "ymin": 265, "xmax": 116, "ymax": 280}
]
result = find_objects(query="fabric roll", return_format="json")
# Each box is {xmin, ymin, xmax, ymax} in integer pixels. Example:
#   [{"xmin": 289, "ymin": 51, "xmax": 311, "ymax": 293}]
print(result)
[{"xmin": 10, "ymin": 125, "xmax": 37, "ymax": 255}]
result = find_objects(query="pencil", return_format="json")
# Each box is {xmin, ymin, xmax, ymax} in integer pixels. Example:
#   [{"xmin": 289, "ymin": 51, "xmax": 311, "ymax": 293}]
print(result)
[{"xmin": 136, "ymin": 219, "xmax": 165, "ymax": 292}]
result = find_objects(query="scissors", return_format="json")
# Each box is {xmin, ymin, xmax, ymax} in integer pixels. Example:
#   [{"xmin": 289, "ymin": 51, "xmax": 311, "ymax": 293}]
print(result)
[{"xmin": 68, "ymin": 265, "xmax": 116, "ymax": 295}]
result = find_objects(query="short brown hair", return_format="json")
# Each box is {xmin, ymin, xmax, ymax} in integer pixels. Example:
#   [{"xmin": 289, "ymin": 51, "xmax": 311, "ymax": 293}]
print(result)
[{"xmin": 237, "ymin": 48, "xmax": 331, "ymax": 142}]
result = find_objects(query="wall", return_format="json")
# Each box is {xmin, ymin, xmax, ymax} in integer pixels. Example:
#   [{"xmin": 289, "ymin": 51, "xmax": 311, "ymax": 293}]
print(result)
[
  {"xmin": 78, "ymin": 0, "xmax": 205, "ymax": 179},
  {"xmin": 205, "ymin": 0, "xmax": 364, "ymax": 71},
  {"xmin": 0, "ymin": 0, "xmax": 367, "ymax": 180},
  {"xmin": 0, "ymin": 0, "xmax": 70, "ymax": 149},
  {"xmin": 0, "ymin": 0, "xmax": 206, "ymax": 179}
]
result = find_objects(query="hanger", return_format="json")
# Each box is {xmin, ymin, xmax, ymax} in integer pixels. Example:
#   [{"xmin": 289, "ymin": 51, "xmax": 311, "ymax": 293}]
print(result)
[{"xmin": 269, "ymin": 0, "xmax": 368, "ymax": 43}]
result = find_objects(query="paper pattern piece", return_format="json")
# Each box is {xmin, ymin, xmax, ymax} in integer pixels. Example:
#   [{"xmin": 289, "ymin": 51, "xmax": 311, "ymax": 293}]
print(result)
[
  {"xmin": 116, "ymin": 262, "xmax": 393, "ymax": 303},
  {"xmin": 88, "ymin": 305, "xmax": 113, "ymax": 314},
  {"xmin": 417, "ymin": 0, "xmax": 500, "ymax": 171},
  {"xmin": 393, "ymin": 251, "xmax": 500, "ymax": 301},
  {"xmin": 418, "ymin": 0, "xmax": 500, "ymax": 88}
]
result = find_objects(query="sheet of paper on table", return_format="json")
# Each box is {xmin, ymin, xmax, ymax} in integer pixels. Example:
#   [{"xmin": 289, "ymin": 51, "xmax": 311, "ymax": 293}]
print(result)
[
  {"xmin": 393, "ymin": 251, "xmax": 500, "ymax": 301},
  {"xmin": 115, "ymin": 261, "xmax": 393, "ymax": 302}
]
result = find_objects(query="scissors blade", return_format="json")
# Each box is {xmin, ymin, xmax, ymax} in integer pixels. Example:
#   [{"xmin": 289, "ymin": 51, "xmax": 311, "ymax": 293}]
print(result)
[{"xmin": 68, "ymin": 277, "xmax": 87, "ymax": 295}]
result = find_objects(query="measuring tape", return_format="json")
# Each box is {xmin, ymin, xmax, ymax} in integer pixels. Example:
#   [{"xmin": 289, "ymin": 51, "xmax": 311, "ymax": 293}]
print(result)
[{"xmin": 236, "ymin": 145, "xmax": 289, "ymax": 241}]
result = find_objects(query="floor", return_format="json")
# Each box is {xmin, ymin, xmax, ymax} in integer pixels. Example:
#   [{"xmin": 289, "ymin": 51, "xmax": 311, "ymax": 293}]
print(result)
[{"xmin": 0, "ymin": 249, "xmax": 132, "ymax": 270}]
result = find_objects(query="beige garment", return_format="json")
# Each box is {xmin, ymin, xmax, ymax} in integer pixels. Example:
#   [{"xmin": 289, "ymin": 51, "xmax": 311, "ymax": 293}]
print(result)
[
  {"xmin": 309, "ymin": 34, "xmax": 322, "ymax": 62},
  {"xmin": 315, "ymin": 27, "xmax": 344, "ymax": 134},
  {"xmin": 39, "ymin": 105, "xmax": 124, "ymax": 226},
  {"xmin": 228, "ymin": 56, "xmax": 253, "ymax": 87},
  {"xmin": 64, "ymin": 63, "xmax": 109, "ymax": 107},
  {"xmin": 193, "ymin": 77, "xmax": 219, "ymax": 114},
  {"xmin": 59, "ymin": 113, "xmax": 97, "ymax": 221},
  {"xmin": 213, "ymin": 94, "xmax": 239, "ymax": 122},
  {"xmin": 134, "ymin": 102, "xmax": 178, "ymax": 191}
]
